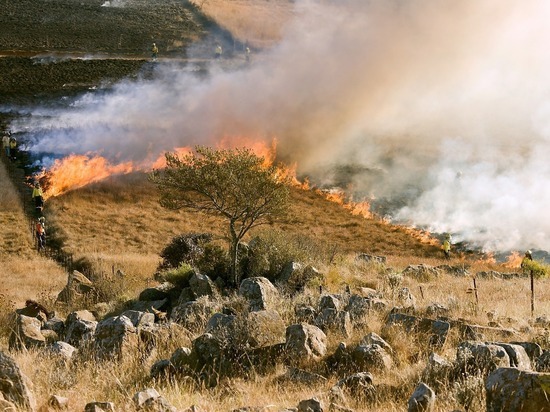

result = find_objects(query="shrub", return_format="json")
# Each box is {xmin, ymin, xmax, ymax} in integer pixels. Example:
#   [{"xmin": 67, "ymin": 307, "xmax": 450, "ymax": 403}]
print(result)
[
  {"xmin": 245, "ymin": 229, "xmax": 325, "ymax": 280},
  {"xmin": 522, "ymin": 259, "xmax": 550, "ymax": 279},
  {"xmin": 162, "ymin": 263, "xmax": 195, "ymax": 288},
  {"xmin": 158, "ymin": 233, "xmax": 214, "ymax": 271},
  {"xmin": 196, "ymin": 242, "xmax": 230, "ymax": 280}
]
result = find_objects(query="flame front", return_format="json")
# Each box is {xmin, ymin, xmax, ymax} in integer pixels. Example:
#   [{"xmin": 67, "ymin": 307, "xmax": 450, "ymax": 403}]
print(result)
[{"xmin": 37, "ymin": 154, "xmax": 135, "ymax": 199}]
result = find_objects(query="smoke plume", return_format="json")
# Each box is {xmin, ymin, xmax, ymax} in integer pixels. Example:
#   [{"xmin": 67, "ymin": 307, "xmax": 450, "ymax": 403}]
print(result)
[{"xmin": 13, "ymin": 0, "xmax": 550, "ymax": 251}]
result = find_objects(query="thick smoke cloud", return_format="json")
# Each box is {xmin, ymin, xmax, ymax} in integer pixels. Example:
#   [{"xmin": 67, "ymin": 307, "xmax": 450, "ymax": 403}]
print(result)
[{"xmin": 14, "ymin": 0, "xmax": 550, "ymax": 251}]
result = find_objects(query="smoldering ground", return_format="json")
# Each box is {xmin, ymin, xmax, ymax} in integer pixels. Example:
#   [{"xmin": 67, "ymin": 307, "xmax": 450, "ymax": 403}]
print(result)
[{"xmin": 10, "ymin": 0, "xmax": 550, "ymax": 251}]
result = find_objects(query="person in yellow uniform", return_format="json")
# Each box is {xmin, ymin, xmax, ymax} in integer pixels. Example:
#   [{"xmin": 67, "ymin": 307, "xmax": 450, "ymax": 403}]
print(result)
[
  {"xmin": 442, "ymin": 234, "xmax": 451, "ymax": 259},
  {"xmin": 32, "ymin": 182, "xmax": 44, "ymax": 212}
]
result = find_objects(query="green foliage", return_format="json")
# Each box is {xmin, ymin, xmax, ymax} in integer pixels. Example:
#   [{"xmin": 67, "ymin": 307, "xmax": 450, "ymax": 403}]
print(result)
[
  {"xmin": 150, "ymin": 146, "xmax": 292, "ymax": 286},
  {"xmin": 196, "ymin": 242, "xmax": 230, "ymax": 280},
  {"xmin": 522, "ymin": 259, "xmax": 550, "ymax": 279},
  {"xmin": 158, "ymin": 233, "xmax": 214, "ymax": 271},
  {"xmin": 162, "ymin": 263, "xmax": 195, "ymax": 288},
  {"xmin": 245, "ymin": 229, "xmax": 323, "ymax": 280}
]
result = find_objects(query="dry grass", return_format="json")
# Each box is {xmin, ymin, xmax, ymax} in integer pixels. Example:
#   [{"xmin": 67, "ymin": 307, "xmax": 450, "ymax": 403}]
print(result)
[{"xmin": 192, "ymin": 0, "xmax": 296, "ymax": 48}]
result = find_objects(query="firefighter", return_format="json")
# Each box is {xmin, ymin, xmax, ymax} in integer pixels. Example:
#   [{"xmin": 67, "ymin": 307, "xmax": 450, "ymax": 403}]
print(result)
[
  {"xmin": 36, "ymin": 217, "xmax": 46, "ymax": 251},
  {"xmin": 32, "ymin": 182, "xmax": 44, "ymax": 213},
  {"xmin": 151, "ymin": 43, "xmax": 158, "ymax": 61},
  {"xmin": 245, "ymin": 46, "xmax": 251, "ymax": 62},
  {"xmin": 521, "ymin": 250, "xmax": 533, "ymax": 270},
  {"xmin": 2, "ymin": 132, "xmax": 10, "ymax": 158},
  {"xmin": 9, "ymin": 135, "xmax": 17, "ymax": 160},
  {"xmin": 215, "ymin": 44, "xmax": 222, "ymax": 59},
  {"xmin": 442, "ymin": 234, "xmax": 451, "ymax": 259}
]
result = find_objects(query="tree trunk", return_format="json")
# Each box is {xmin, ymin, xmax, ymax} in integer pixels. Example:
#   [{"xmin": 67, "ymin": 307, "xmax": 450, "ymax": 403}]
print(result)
[{"xmin": 229, "ymin": 221, "xmax": 240, "ymax": 287}]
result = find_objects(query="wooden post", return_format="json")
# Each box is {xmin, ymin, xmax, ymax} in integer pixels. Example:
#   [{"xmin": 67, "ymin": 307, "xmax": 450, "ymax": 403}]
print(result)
[
  {"xmin": 531, "ymin": 269, "xmax": 535, "ymax": 317},
  {"xmin": 473, "ymin": 277, "xmax": 479, "ymax": 306}
]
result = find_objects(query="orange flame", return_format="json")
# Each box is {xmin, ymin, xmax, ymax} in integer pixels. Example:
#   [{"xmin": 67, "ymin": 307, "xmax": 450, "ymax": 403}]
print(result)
[
  {"xmin": 503, "ymin": 251, "xmax": 522, "ymax": 269},
  {"xmin": 37, "ymin": 154, "xmax": 134, "ymax": 199},
  {"xmin": 317, "ymin": 188, "xmax": 372, "ymax": 219}
]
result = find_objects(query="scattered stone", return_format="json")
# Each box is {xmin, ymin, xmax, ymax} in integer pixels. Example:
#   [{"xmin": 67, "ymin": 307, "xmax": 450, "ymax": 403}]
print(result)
[
  {"xmin": 238, "ymin": 277, "xmax": 279, "ymax": 312},
  {"xmin": 171, "ymin": 299, "xmax": 218, "ymax": 332},
  {"xmin": 357, "ymin": 253, "xmax": 387, "ymax": 264},
  {"xmin": 386, "ymin": 312, "xmax": 449, "ymax": 347},
  {"xmin": 397, "ymin": 287, "xmax": 416, "ymax": 308},
  {"xmin": 64, "ymin": 311, "xmax": 97, "ymax": 347},
  {"xmin": 48, "ymin": 394, "xmax": 69, "ymax": 409},
  {"xmin": 246, "ymin": 310, "xmax": 286, "ymax": 348},
  {"xmin": 490, "ymin": 342, "xmax": 531, "ymax": 370},
  {"xmin": 278, "ymin": 261, "xmax": 303, "ymax": 284},
  {"xmin": 285, "ymin": 324, "xmax": 327, "ymax": 366},
  {"xmin": 189, "ymin": 273, "xmax": 217, "ymax": 299},
  {"xmin": 205, "ymin": 313, "xmax": 236, "ymax": 341},
  {"xmin": 402, "ymin": 265, "xmax": 440, "ymax": 281},
  {"xmin": 359, "ymin": 332, "xmax": 393, "ymax": 354},
  {"xmin": 335, "ymin": 372, "xmax": 375, "ymax": 399},
  {"xmin": 314, "ymin": 309, "xmax": 352, "ymax": 338},
  {"xmin": 56, "ymin": 270, "xmax": 95, "ymax": 303},
  {"xmin": 295, "ymin": 304, "xmax": 317, "ymax": 323},
  {"xmin": 133, "ymin": 388, "xmax": 177, "ymax": 411},
  {"xmin": 297, "ymin": 398, "xmax": 323, "ymax": 412},
  {"xmin": 486, "ymin": 367, "xmax": 550, "ymax": 412},
  {"xmin": 9, "ymin": 314, "xmax": 46, "ymax": 350},
  {"xmin": 352, "ymin": 344, "xmax": 393, "ymax": 372},
  {"xmin": 94, "ymin": 315, "xmax": 138, "ymax": 359},
  {"xmin": 0, "ymin": 351, "xmax": 36, "ymax": 411},
  {"xmin": 456, "ymin": 341, "xmax": 510, "ymax": 374},
  {"xmin": 48, "ymin": 341, "xmax": 78, "ymax": 361},
  {"xmin": 318, "ymin": 294, "xmax": 341, "ymax": 311},
  {"xmin": 84, "ymin": 401, "xmax": 115, "ymax": 412},
  {"xmin": 120, "ymin": 310, "xmax": 155, "ymax": 327},
  {"xmin": 139, "ymin": 282, "xmax": 175, "ymax": 302},
  {"xmin": 425, "ymin": 303, "xmax": 450, "ymax": 318},
  {"xmin": 407, "ymin": 382, "xmax": 435, "ymax": 412}
]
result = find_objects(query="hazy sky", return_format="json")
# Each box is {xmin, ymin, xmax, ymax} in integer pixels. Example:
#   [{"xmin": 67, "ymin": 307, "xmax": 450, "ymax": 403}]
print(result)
[{"xmin": 15, "ymin": 0, "xmax": 550, "ymax": 251}]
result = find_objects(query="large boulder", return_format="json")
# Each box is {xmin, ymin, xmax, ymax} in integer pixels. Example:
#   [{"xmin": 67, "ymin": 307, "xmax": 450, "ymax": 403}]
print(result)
[
  {"xmin": 314, "ymin": 309, "xmax": 352, "ymax": 338},
  {"xmin": 63, "ymin": 311, "xmax": 97, "ymax": 348},
  {"xmin": 48, "ymin": 341, "xmax": 78, "ymax": 362},
  {"xmin": 56, "ymin": 270, "xmax": 95, "ymax": 303},
  {"xmin": 94, "ymin": 315, "xmax": 138, "ymax": 359},
  {"xmin": 352, "ymin": 343, "xmax": 393, "ymax": 372},
  {"xmin": 189, "ymin": 273, "xmax": 217, "ymax": 299},
  {"xmin": 486, "ymin": 367, "xmax": 550, "ymax": 412},
  {"xmin": 285, "ymin": 324, "xmax": 327, "ymax": 366},
  {"xmin": 245, "ymin": 310, "xmax": 286, "ymax": 348},
  {"xmin": 0, "ymin": 351, "xmax": 36, "ymax": 411},
  {"xmin": 408, "ymin": 382, "xmax": 435, "ymax": 412},
  {"xmin": 121, "ymin": 310, "xmax": 155, "ymax": 327},
  {"xmin": 9, "ymin": 314, "xmax": 46, "ymax": 350},
  {"xmin": 456, "ymin": 341, "xmax": 510, "ymax": 374},
  {"xmin": 490, "ymin": 342, "xmax": 532, "ymax": 370},
  {"xmin": 238, "ymin": 277, "xmax": 279, "ymax": 312},
  {"xmin": 171, "ymin": 299, "xmax": 218, "ymax": 333}
]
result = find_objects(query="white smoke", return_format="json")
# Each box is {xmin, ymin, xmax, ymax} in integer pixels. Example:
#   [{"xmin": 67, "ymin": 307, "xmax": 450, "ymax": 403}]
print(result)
[{"xmin": 14, "ymin": 0, "xmax": 550, "ymax": 251}]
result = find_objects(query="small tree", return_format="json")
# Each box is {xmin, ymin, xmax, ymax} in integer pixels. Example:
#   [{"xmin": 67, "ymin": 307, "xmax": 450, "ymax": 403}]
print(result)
[{"xmin": 149, "ymin": 146, "xmax": 291, "ymax": 286}]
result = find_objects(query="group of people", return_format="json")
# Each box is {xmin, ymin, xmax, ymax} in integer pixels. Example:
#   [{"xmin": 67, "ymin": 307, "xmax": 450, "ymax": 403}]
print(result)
[{"xmin": 2, "ymin": 131, "xmax": 17, "ymax": 160}]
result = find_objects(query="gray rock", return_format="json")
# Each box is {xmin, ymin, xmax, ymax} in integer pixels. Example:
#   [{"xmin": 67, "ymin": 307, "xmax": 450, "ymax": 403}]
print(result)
[
  {"xmin": 278, "ymin": 261, "xmax": 303, "ymax": 284},
  {"xmin": 335, "ymin": 372, "xmax": 375, "ymax": 399},
  {"xmin": 57, "ymin": 270, "xmax": 95, "ymax": 303},
  {"xmin": 239, "ymin": 277, "xmax": 279, "ymax": 312},
  {"xmin": 397, "ymin": 287, "xmax": 416, "ymax": 309},
  {"xmin": 171, "ymin": 299, "xmax": 217, "ymax": 332},
  {"xmin": 0, "ymin": 351, "xmax": 36, "ymax": 411},
  {"xmin": 318, "ymin": 294, "xmax": 341, "ymax": 311},
  {"xmin": 360, "ymin": 332, "xmax": 393, "ymax": 354},
  {"xmin": 138, "ymin": 282, "xmax": 175, "ymax": 301},
  {"xmin": 314, "ymin": 309, "xmax": 352, "ymax": 338},
  {"xmin": 246, "ymin": 310, "xmax": 286, "ymax": 348},
  {"xmin": 84, "ymin": 402, "xmax": 115, "ymax": 412},
  {"xmin": 486, "ymin": 367, "xmax": 550, "ymax": 412},
  {"xmin": 94, "ymin": 315, "xmax": 138, "ymax": 359},
  {"xmin": 491, "ymin": 342, "xmax": 531, "ymax": 370},
  {"xmin": 42, "ymin": 316, "xmax": 65, "ymax": 337},
  {"xmin": 205, "ymin": 313, "xmax": 236, "ymax": 341},
  {"xmin": 120, "ymin": 310, "xmax": 155, "ymax": 327},
  {"xmin": 357, "ymin": 253, "xmax": 387, "ymax": 264},
  {"xmin": 48, "ymin": 394, "xmax": 69, "ymax": 409},
  {"xmin": 64, "ymin": 310, "xmax": 97, "ymax": 346},
  {"xmin": 408, "ymin": 382, "xmax": 435, "ymax": 412},
  {"xmin": 352, "ymin": 344, "xmax": 393, "ymax": 372},
  {"xmin": 285, "ymin": 324, "xmax": 327, "ymax": 366},
  {"xmin": 402, "ymin": 265, "xmax": 440, "ymax": 281},
  {"xmin": 189, "ymin": 273, "xmax": 217, "ymax": 299},
  {"xmin": 297, "ymin": 398, "xmax": 323, "ymax": 412},
  {"xmin": 456, "ymin": 341, "xmax": 510, "ymax": 374},
  {"xmin": 295, "ymin": 305, "xmax": 317, "ymax": 323},
  {"xmin": 9, "ymin": 314, "xmax": 46, "ymax": 350},
  {"xmin": 49, "ymin": 341, "xmax": 78, "ymax": 361}
]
